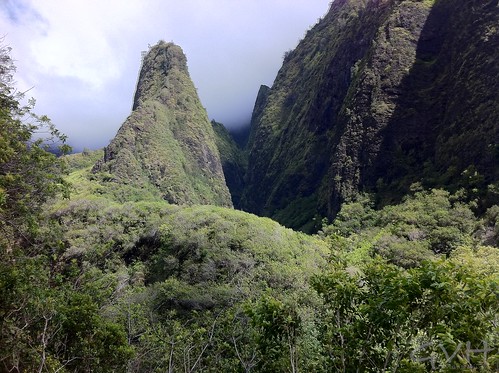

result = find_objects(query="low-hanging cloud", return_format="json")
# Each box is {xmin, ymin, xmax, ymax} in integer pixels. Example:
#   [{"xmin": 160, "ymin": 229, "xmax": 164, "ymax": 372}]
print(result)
[{"xmin": 0, "ymin": 0, "xmax": 329, "ymax": 151}]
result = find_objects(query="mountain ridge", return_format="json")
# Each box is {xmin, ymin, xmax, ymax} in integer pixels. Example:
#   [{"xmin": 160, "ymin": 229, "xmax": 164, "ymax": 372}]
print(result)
[{"xmin": 242, "ymin": 0, "xmax": 498, "ymax": 230}]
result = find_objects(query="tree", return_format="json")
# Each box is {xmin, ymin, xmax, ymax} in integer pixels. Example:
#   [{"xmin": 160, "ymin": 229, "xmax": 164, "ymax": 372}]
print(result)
[
  {"xmin": 0, "ymin": 41, "xmax": 70, "ymax": 251},
  {"xmin": 245, "ymin": 295, "xmax": 301, "ymax": 373},
  {"xmin": 0, "ymin": 43, "xmax": 134, "ymax": 372},
  {"xmin": 312, "ymin": 255, "xmax": 498, "ymax": 372}
]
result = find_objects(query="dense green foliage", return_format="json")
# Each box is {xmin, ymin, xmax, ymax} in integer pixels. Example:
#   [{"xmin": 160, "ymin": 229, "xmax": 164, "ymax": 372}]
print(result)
[
  {"xmin": 323, "ymin": 188, "xmax": 478, "ymax": 267},
  {"xmin": 1, "ymin": 2, "xmax": 498, "ymax": 371},
  {"xmin": 43, "ymin": 196, "xmax": 329, "ymax": 372},
  {"xmin": 1, "ymin": 253, "xmax": 134, "ymax": 371},
  {"xmin": 5, "ymin": 135, "xmax": 496, "ymax": 371},
  {"xmin": 313, "ymin": 189, "xmax": 498, "ymax": 372},
  {"xmin": 0, "ymin": 44, "xmax": 133, "ymax": 372},
  {"xmin": 62, "ymin": 149, "xmax": 165, "ymax": 204},
  {"xmin": 313, "ymin": 253, "xmax": 498, "ymax": 372},
  {"xmin": 0, "ymin": 44, "xmax": 70, "ymax": 249}
]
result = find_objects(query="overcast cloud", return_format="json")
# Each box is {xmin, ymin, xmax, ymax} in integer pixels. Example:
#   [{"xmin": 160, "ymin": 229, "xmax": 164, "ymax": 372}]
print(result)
[{"xmin": 1, "ymin": 0, "xmax": 330, "ymax": 150}]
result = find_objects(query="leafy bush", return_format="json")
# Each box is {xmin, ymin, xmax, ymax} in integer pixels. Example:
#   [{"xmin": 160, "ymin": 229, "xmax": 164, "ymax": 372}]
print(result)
[
  {"xmin": 323, "ymin": 189, "xmax": 480, "ymax": 267},
  {"xmin": 312, "ymin": 254, "xmax": 498, "ymax": 372}
]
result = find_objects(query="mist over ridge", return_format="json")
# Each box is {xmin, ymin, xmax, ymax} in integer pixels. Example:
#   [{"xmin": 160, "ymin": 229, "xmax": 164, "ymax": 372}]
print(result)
[{"xmin": 0, "ymin": 0, "xmax": 330, "ymax": 151}]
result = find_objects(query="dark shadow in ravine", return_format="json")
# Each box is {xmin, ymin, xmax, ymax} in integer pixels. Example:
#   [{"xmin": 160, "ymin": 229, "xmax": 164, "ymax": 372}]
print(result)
[{"xmin": 372, "ymin": 0, "xmax": 499, "ymax": 207}]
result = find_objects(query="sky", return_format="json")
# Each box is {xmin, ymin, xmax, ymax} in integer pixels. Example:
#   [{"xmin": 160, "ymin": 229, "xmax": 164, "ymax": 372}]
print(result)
[{"xmin": 1, "ymin": 0, "xmax": 330, "ymax": 151}]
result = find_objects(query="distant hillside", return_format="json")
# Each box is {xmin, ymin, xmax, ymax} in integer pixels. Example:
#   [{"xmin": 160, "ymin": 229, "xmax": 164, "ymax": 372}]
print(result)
[
  {"xmin": 211, "ymin": 120, "xmax": 247, "ymax": 208},
  {"xmin": 93, "ymin": 41, "xmax": 232, "ymax": 207},
  {"xmin": 242, "ymin": 0, "xmax": 499, "ymax": 230}
]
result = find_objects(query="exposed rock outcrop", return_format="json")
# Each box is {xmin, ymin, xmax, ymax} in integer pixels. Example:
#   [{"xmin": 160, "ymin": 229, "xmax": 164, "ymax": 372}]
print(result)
[{"xmin": 242, "ymin": 0, "xmax": 498, "ymax": 230}]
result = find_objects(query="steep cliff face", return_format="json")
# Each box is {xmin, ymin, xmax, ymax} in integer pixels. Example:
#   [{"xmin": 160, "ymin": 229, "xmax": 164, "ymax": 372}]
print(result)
[
  {"xmin": 243, "ymin": 0, "xmax": 498, "ymax": 229},
  {"xmin": 94, "ymin": 41, "xmax": 232, "ymax": 207},
  {"xmin": 211, "ymin": 120, "xmax": 247, "ymax": 208},
  {"xmin": 369, "ymin": 0, "xmax": 499, "ymax": 207}
]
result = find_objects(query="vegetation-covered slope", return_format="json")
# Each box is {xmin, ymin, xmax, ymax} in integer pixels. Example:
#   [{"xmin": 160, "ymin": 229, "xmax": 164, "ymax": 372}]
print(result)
[
  {"xmin": 370, "ymin": 0, "xmax": 499, "ymax": 206},
  {"xmin": 211, "ymin": 120, "xmax": 247, "ymax": 208},
  {"xmin": 30, "ymin": 148, "xmax": 499, "ymax": 371},
  {"xmin": 243, "ymin": 0, "xmax": 499, "ymax": 230},
  {"xmin": 1, "ymin": 39, "xmax": 498, "ymax": 372},
  {"xmin": 93, "ymin": 41, "xmax": 232, "ymax": 207}
]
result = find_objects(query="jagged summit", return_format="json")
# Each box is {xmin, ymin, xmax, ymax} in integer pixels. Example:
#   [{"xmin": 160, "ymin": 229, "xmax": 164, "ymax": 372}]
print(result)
[
  {"xmin": 93, "ymin": 41, "xmax": 232, "ymax": 207},
  {"xmin": 132, "ymin": 42, "xmax": 188, "ymax": 111}
]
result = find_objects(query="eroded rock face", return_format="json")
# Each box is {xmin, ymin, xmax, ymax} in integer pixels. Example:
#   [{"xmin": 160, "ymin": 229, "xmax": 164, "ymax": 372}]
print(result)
[
  {"xmin": 94, "ymin": 41, "xmax": 232, "ymax": 207},
  {"xmin": 242, "ymin": 0, "xmax": 498, "ymax": 230},
  {"xmin": 211, "ymin": 120, "xmax": 247, "ymax": 209}
]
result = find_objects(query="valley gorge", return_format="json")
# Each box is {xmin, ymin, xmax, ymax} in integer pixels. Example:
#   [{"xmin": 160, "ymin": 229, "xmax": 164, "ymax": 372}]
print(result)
[{"xmin": 1, "ymin": 0, "xmax": 498, "ymax": 371}]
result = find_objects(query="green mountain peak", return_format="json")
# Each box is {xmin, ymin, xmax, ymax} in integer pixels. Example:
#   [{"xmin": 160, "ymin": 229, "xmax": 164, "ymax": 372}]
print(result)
[{"xmin": 93, "ymin": 41, "xmax": 233, "ymax": 207}]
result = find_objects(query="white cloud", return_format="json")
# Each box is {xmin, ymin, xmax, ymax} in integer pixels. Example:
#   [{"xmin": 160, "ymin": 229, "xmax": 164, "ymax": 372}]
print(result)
[
  {"xmin": 0, "ymin": 0, "xmax": 330, "ymax": 150},
  {"xmin": 21, "ymin": 0, "xmax": 145, "ymax": 89}
]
